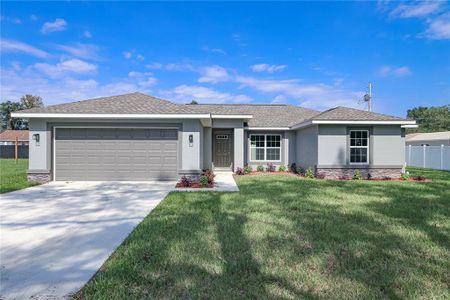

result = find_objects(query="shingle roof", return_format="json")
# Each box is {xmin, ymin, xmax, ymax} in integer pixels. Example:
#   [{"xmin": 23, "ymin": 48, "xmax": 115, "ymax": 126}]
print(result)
[
  {"xmin": 310, "ymin": 106, "xmax": 404, "ymax": 121},
  {"xmin": 0, "ymin": 130, "xmax": 29, "ymax": 142},
  {"xmin": 18, "ymin": 92, "xmax": 197, "ymax": 114},
  {"xmin": 406, "ymin": 131, "xmax": 450, "ymax": 141},
  {"xmin": 187, "ymin": 104, "xmax": 320, "ymax": 127},
  {"xmin": 16, "ymin": 92, "xmax": 409, "ymax": 127}
]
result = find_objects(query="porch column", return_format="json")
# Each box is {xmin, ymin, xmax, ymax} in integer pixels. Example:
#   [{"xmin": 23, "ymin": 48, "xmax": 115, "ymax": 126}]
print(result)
[
  {"xmin": 234, "ymin": 127, "xmax": 244, "ymax": 170},
  {"xmin": 203, "ymin": 127, "xmax": 212, "ymax": 170}
]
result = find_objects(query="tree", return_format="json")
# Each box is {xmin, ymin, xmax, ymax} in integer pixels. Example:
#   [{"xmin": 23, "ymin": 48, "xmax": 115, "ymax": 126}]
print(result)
[
  {"xmin": 20, "ymin": 94, "xmax": 44, "ymax": 109},
  {"xmin": 1, "ymin": 94, "xmax": 44, "ymax": 130},
  {"xmin": 189, "ymin": 100, "xmax": 198, "ymax": 104},
  {"xmin": 1, "ymin": 101, "xmax": 25, "ymax": 130},
  {"xmin": 406, "ymin": 105, "xmax": 450, "ymax": 133}
]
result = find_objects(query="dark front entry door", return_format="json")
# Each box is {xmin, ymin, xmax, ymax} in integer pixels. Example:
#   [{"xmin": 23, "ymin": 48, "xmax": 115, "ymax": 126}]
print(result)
[{"xmin": 213, "ymin": 131, "xmax": 233, "ymax": 168}]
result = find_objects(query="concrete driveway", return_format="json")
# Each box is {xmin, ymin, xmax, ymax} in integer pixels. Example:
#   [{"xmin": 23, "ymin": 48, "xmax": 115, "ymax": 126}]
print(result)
[{"xmin": 0, "ymin": 181, "xmax": 175, "ymax": 299}]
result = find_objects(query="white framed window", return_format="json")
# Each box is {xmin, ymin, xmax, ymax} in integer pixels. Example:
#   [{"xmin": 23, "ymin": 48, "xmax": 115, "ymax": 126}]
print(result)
[
  {"xmin": 349, "ymin": 130, "xmax": 369, "ymax": 164},
  {"xmin": 250, "ymin": 134, "xmax": 281, "ymax": 161}
]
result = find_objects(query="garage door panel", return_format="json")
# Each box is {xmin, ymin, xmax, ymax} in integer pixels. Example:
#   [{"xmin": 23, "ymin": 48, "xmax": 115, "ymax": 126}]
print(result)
[{"xmin": 55, "ymin": 128, "xmax": 178, "ymax": 181}]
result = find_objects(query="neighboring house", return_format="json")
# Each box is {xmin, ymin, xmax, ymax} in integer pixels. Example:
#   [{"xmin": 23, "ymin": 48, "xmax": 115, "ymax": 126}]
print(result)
[
  {"xmin": 406, "ymin": 131, "xmax": 450, "ymax": 146},
  {"xmin": 11, "ymin": 92, "xmax": 416, "ymax": 183},
  {"xmin": 0, "ymin": 130, "xmax": 29, "ymax": 145}
]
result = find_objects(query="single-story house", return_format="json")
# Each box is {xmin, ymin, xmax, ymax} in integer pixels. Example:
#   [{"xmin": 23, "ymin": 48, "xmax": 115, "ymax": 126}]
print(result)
[
  {"xmin": 406, "ymin": 131, "xmax": 450, "ymax": 146},
  {"xmin": 0, "ymin": 130, "xmax": 29, "ymax": 146},
  {"xmin": 12, "ymin": 92, "xmax": 416, "ymax": 183}
]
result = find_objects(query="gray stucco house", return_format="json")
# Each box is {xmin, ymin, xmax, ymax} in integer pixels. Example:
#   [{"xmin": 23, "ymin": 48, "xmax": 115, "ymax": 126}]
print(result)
[{"xmin": 12, "ymin": 92, "xmax": 416, "ymax": 182}]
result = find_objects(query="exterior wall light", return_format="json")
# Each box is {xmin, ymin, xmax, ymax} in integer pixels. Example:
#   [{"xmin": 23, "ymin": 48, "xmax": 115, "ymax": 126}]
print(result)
[
  {"xmin": 32, "ymin": 133, "xmax": 40, "ymax": 146},
  {"xmin": 189, "ymin": 134, "xmax": 193, "ymax": 147}
]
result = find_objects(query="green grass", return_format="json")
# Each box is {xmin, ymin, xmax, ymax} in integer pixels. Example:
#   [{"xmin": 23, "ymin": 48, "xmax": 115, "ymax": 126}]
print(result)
[
  {"xmin": 0, "ymin": 159, "xmax": 37, "ymax": 193},
  {"xmin": 80, "ymin": 167, "xmax": 450, "ymax": 299}
]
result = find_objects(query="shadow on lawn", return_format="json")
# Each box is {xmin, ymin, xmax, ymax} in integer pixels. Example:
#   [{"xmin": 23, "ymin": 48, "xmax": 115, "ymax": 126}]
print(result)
[{"xmin": 81, "ymin": 173, "xmax": 449, "ymax": 299}]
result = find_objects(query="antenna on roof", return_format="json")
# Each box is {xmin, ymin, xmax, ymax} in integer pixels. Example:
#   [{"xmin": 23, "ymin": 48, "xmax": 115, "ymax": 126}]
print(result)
[{"xmin": 359, "ymin": 82, "xmax": 372, "ymax": 112}]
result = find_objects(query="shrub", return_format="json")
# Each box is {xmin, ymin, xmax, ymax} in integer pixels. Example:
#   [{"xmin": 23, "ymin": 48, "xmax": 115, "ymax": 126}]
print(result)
[
  {"xmin": 352, "ymin": 170, "xmax": 362, "ymax": 180},
  {"xmin": 382, "ymin": 176, "xmax": 392, "ymax": 181},
  {"xmin": 278, "ymin": 165, "xmax": 287, "ymax": 172},
  {"xmin": 367, "ymin": 173, "xmax": 372, "ymax": 180},
  {"xmin": 199, "ymin": 176, "xmax": 209, "ymax": 186},
  {"xmin": 256, "ymin": 165, "xmax": 264, "ymax": 172},
  {"xmin": 290, "ymin": 163, "xmax": 297, "ymax": 173},
  {"xmin": 305, "ymin": 168, "xmax": 314, "ymax": 178},
  {"xmin": 202, "ymin": 169, "xmax": 215, "ymax": 184},
  {"xmin": 235, "ymin": 167, "xmax": 245, "ymax": 175},
  {"xmin": 179, "ymin": 176, "xmax": 192, "ymax": 187},
  {"xmin": 243, "ymin": 165, "xmax": 253, "ymax": 174},
  {"xmin": 400, "ymin": 172, "xmax": 410, "ymax": 181},
  {"xmin": 266, "ymin": 163, "xmax": 276, "ymax": 172},
  {"xmin": 296, "ymin": 166, "xmax": 305, "ymax": 175},
  {"xmin": 414, "ymin": 175, "xmax": 426, "ymax": 181}
]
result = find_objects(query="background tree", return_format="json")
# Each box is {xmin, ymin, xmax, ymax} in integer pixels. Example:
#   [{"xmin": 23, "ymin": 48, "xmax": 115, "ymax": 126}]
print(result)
[
  {"xmin": 1, "ymin": 95, "xmax": 44, "ymax": 130},
  {"xmin": 406, "ymin": 105, "xmax": 450, "ymax": 133},
  {"xmin": 20, "ymin": 94, "xmax": 44, "ymax": 109},
  {"xmin": 189, "ymin": 99, "xmax": 198, "ymax": 104}
]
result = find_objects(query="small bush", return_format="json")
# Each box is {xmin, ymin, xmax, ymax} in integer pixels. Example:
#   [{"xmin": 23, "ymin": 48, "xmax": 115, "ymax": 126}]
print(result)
[
  {"xmin": 305, "ymin": 168, "xmax": 314, "ymax": 178},
  {"xmin": 382, "ymin": 176, "xmax": 392, "ymax": 181},
  {"xmin": 296, "ymin": 166, "xmax": 305, "ymax": 175},
  {"xmin": 266, "ymin": 163, "xmax": 276, "ymax": 172},
  {"xmin": 352, "ymin": 170, "xmax": 362, "ymax": 180},
  {"xmin": 202, "ymin": 169, "xmax": 215, "ymax": 184},
  {"xmin": 235, "ymin": 167, "xmax": 245, "ymax": 175},
  {"xmin": 414, "ymin": 175, "xmax": 426, "ymax": 181},
  {"xmin": 179, "ymin": 176, "xmax": 192, "ymax": 187},
  {"xmin": 367, "ymin": 173, "xmax": 372, "ymax": 180},
  {"xmin": 278, "ymin": 165, "xmax": 287, "ymax": 172},
  {"xmin": 400, "ymin": 172, "xmax": 410, "ymax": 181},
  {"xmin": 243, "ymin": 165, "xmax": 253, "ymax": 174},
  {"xmin": 290, "ymin": 163, "xmax": 297, "ymax": 173},
  {"xmin": 199, "ymin": 176, "xmax": 209, "ymax": 186},
  {"xmin": 256, "ymin": 165, "xmax": 264, "ymax": 172}
]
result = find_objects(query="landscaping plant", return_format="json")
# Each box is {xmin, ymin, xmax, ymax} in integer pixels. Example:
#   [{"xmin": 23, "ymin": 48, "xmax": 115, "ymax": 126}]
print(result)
[
  {"xmin": 243, "ymin": 165, "xmax": 253, "ymax": 174},
  {"xmin": 296, "ymin": 166, "xmax": 305, "ymax": 175},
  {"xmin": 235, "ymin": 167, "xmax": 245, "ymax": 175},
  {"xmin": 278, "ymin": 165, "xmax": 287, "ymax": 172},
  {"xmin": 304, "ymin": 167, "xmax": 314, "ymax": 178},
  {"xmin": 202, "ymin": 169, "xmax": 215, "ymax": 184},
  {"xmin": 179, "ymin": 175, "xmax": 192, "ymax": 187},
  {"xmin": 352, "ymin": 170, "xmax": 362, "ymax": 180},
  {"xmin": 400, "ymin": 172, "xmax": 410, "ymax": 181},
  {"xmin": 199, "ymin": 176, "xmax": 209, "ymax": 187},
  {"xmin": 256, "ymin": 165, "xmax": 264, "ymax": 172}
]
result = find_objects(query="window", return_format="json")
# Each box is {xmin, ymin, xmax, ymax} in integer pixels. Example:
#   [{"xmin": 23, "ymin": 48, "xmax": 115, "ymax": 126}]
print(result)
[
  {"xmin": 250, "ymin": 134, "xmax": 281, "ymax": 161},
  {"xmin": 216, "ymin": 135, "xmax": 229, "ymax": 140},
  {"xmin": 349, "ymin": 130, "xmax": 369, "ymax": 164}
]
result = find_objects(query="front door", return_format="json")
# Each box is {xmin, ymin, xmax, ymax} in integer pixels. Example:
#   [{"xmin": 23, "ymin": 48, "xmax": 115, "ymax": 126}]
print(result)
[{"xmin": 213, "ymin": 131, "xmax": 233, "ymax": 168}]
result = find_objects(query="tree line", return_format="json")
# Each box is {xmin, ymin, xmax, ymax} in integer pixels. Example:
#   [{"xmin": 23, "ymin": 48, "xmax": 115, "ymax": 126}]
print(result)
[{"xmin": 1, "ymin": 95, "xmax": 44, "ymax": 130}]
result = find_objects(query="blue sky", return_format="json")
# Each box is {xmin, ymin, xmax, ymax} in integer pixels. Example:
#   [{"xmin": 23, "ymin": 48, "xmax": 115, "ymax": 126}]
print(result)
[{"xmin": 1, "ymin": 1, "xmax": 449, "ymax": 117}]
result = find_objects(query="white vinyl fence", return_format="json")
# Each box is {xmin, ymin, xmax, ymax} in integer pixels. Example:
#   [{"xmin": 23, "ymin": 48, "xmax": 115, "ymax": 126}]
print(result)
[{"xmin": 405, "ymin": 145, "xmax": 450, "ymax": 171}]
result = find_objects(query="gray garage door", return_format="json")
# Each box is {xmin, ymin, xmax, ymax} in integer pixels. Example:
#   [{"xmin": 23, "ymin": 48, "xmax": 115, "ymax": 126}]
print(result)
[{"xmin": 55, "ymin": 128, "xmax": 178, "ymax": 181}]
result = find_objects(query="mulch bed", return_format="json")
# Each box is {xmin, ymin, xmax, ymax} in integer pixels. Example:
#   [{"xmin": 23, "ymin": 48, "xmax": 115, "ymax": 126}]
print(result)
[{"xmin": 175, "ymin": 183, "xmax": 215, "ymax": 188}]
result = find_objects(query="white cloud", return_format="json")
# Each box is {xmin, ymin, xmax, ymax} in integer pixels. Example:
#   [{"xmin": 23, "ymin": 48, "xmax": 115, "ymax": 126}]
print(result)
[
  {"xmin": 136, "ymin": 54, "xmax": 145, "ymax": 61},
  {"xmin": 123, "ymin": 51, "xmax": 132, "ymax": 59},
  {"xmin": 83, "ymin": 30, "xmax": 92, "ymax": 38},
  {"xmin": 0, "ymin": 39, "xmax": 50, "ymax": 58},
  {"xmin": 235, "ymin": 76, "xmax": 363, "ymax": 110},
  {"xmin": 376, "ymin": 65, "xmax": 412, "ymax": 77},
  {"xmin": 34, "ymin": 59, "xmax": 97, "ymax": 78},
  {"xmin": 41, "ymin": 18, "xmax": 67, "ymax": 33},
  {"xmin": 390, "ymin": 2, "xmax": 444, "ymax": 18},
  {"xmin": 56, "ymin": 43, "xmax": 100, "ymax": 60},
  {"xmin": 250, "ymin": 64, "xmax": 287, "ymax": 73},
  {"xmin": 271, "ymin": 95, "xmax": 287, "ymax": 104},
  {"xmin": 30, "ymin": 15, "xmax": 38, "ymax": 21},
  {"xmin": 128, "ymin": 71, "xmax": 157, "ymax": 88},
  {"xmin": 198, "ymin": 65, "xmax": 231, "ymax": 83},
  {"xmin": 0, "ymin": 67, "xmax": 152, "ymax": 105},
  {"xmin": 424, "ymin": 12, "xmax": 450, "ymax": 39},
  {"xmin": 146, "ymin": 62, "xmax": 195, "ymax": 72},
  {"xmin": 163, "ymin": 85, "xmax": 252, "ymax": 104}
]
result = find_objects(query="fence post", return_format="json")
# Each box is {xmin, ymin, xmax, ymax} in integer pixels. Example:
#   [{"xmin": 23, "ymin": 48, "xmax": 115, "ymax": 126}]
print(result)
[
  {"xmin": 441, "ymin": 145, "xmax": 444, "ymax": 170},
  {"xmin": 408, "ymin": 145, "xmax": 411, "ymax": 166},
  {"xmin": 15, "ymin": 136, "xmax": 18, "ymax": 164},
  {"xmin": 423, "ymin": 144, "xmax": 426, "ymax": 168}
]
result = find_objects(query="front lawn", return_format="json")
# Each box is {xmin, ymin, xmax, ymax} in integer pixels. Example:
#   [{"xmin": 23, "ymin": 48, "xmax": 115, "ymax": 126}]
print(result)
[
  {"xmin": 80, "ymin": 167, "xmax": 450, "ymax": 299},
  {"xmin": 0, "ymin": 159, "xmax": 36, "ymax": 193}
]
